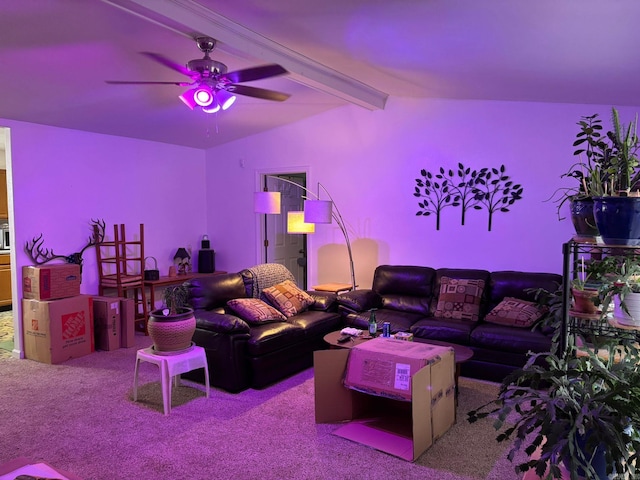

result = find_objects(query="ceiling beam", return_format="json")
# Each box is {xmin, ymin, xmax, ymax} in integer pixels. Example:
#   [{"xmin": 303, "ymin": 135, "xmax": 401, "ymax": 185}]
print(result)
[{"xmin": 102, "ymin": 0, "xmax": 388, "ymax": 110}]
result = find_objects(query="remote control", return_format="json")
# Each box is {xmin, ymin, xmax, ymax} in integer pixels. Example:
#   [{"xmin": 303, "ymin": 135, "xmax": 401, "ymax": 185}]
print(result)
[{"xmin": 337, "ymin": 334, "xmax": 351, "ymax": 343}]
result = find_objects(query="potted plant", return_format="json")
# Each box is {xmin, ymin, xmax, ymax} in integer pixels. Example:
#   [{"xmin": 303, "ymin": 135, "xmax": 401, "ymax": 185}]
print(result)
[
  {"xmin": 468, "ymin": 342, "xmax": 640, "ymax": 479},
  {"xmin": 549, "ymin": 113, "xmax": 608, "ymax": 237},
  {"xmin": 586, "ymin": 108, "xmax": 640, "ymax": 245},
  {"xmin": 147, "ymin": 283, "xmax": 196, "ymax": 352},
  {"xmin": 593, "ymin": 253, "xmax": 640, "ymax": 327}
]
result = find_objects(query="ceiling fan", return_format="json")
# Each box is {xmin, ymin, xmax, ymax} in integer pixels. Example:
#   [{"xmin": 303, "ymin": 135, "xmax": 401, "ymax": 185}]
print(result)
[{"xmin": 107, "ymin": 36, "xmax": 290, "ymax": 112}]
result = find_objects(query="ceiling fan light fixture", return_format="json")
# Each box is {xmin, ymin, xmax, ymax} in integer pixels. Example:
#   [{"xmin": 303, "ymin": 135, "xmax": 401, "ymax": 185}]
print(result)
[
  {"xmin": 178, "ymin": 89, "xmax": 197, "ymax": 110},
  {"xmin": 193, "ymin": 87, "xmax": 214, "ymax": 107},
  {"xmin": 202, "ymin": 102, "xmax": 221, "ymax": 114},
  {"xmin": 216, "ymin": 89, "xmax": 237, "ymax": 110}
]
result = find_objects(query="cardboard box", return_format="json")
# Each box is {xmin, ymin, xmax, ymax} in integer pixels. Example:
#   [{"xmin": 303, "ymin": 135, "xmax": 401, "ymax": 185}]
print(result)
[
  {"xmin": 344, "ymin": 337, "xmax": 453, "ymax": 401},
  {"xmin": 22, "ymin": 264, "xmax": 81, "ymax": 300},
  {"xmin": 119, "ymin": 297, "xmax": 136, "ymax": 348},
  {"xmin": 314, "ymin": 339, "xmax": 455, "ymax": 462},
  {"xmin": 22, "ymin": 295, "xmax": 94, "ymax": 364},
  {"xmin": 93, "ymin": 296, "xmax": 121, "ymax": 351}
]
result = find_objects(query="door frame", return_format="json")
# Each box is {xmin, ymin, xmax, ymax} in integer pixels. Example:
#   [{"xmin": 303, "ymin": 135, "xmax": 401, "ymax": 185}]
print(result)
[{"xmin": 255, "ymin": 166, "xmax": 311, "ymax": 288}]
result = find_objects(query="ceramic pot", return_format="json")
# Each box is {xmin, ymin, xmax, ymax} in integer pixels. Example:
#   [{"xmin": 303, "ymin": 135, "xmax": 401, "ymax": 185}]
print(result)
[
  {"xmin": 593, "ymin": 196, "xmax": 640, "ymax": 246},
  {"xmin": 571, "ymin": 288, "xmax": 599, "ymax": 315},
  {"xmin": 613, "ymin": 292, "xmax": 640, "ymax": 327},
  {"xmin": 147, "ymin": 307, "xmax": 196, "ymax": 352},
  {"xmin": 570, "ymin": 197, "xmax": 599, "ymax": 238}
]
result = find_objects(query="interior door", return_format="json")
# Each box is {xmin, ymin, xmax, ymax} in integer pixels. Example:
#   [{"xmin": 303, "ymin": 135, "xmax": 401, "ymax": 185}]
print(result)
[{"xmin": 264, "ymin": 174, "xmax": 308, "ymax": 288}]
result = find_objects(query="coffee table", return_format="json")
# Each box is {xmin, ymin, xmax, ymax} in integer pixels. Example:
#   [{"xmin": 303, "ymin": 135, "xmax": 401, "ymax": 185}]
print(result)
[{"xmin": 322, "ymin": 330, "xmax": 474, "ymax": 394}]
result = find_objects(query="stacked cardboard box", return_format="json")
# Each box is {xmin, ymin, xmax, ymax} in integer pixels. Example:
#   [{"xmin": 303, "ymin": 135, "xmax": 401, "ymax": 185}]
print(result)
[
  {"xmin": 22, "ymin": 264, "xmax": 137, "ymax": 363},
  {"xmin": 22, "ymin": 264, "xmax": 93, "ymax": 364}
]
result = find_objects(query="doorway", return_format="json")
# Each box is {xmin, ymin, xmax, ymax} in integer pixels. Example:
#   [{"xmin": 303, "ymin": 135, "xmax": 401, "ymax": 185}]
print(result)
[
  {"xmin": 0, "ymin": 127, "xmax": 13, "ymax": 359},
  {"xmin": 260, "ymin": 172, "xmax": 308, "ymax": 289}
]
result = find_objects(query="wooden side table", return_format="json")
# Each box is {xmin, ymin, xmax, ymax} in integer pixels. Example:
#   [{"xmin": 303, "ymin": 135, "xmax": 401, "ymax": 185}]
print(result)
[{"xmin": 312, "ymin": 283, "xmax": 355, "ymax": 294}]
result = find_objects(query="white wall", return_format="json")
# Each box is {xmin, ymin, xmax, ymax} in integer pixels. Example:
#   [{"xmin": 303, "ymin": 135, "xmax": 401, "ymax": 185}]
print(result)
[
  {"xmin": 3, "ymin": 119, "xmax": 208, "ymax": 356},
  {"xmin": 205, "ymin": 98, "xmax": 633, "ymax": 289}
]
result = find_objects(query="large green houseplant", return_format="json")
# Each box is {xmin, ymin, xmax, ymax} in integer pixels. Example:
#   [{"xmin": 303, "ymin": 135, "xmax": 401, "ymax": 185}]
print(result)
[
  {"xmin": 468, "ymin": 343, "xmax": 640, "ymax": 479},
  {"xmin": 468, "ymin": 276, "xmax": 640, "ymax": 479}
]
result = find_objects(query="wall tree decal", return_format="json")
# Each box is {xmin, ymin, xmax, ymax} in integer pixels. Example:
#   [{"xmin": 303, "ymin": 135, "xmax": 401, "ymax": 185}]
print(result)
[{"xmin": 414, "ymin": 163, "xmax": 523, "ymax": 231}]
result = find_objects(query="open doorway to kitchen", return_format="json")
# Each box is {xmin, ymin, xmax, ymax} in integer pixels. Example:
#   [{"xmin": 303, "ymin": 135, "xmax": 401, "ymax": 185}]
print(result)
[
  {"xmin": 0, "ymin": 126, "xmax": 13, "ymax": 359},
  {"xmin": 258, "ymin": 171, "xmax": 309, "ymax": 289}
]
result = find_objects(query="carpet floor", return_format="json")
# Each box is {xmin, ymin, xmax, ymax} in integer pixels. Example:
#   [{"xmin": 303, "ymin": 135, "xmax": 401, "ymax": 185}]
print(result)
[{"xmin": 0, "ymin": 334, "xmax": 527, "ymax": 480}]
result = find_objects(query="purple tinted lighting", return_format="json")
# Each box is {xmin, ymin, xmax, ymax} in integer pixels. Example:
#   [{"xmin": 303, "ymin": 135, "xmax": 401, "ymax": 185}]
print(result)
[
  {"xmin": 202, "ymin": 102, "xmax": 220, "ymax": 114},
  {"xmin": 221, "ymin": 95, "xmax": 236, "ymax": 110},
  {"xmin": 194, "ymin": 88, "xmax": 214, "ymax": 107},
  {"xmin": 178, "ymin": 91, "xmax": 196, "ymax": 110}
]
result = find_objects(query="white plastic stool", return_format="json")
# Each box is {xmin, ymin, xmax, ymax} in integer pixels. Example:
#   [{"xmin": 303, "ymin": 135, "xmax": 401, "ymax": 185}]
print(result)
[{"xmin": 133, "ymin": 344, "xmax": 210, "ymax": 415}]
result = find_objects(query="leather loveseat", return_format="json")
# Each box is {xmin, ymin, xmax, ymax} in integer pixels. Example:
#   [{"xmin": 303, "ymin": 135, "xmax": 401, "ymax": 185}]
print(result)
[
  {"xmin": 182, "ymin": 264, "xmax": 341, "ymax": 393},
  {"xmin": 337, "ymin": 265, "xmax": 562, "ymax": 383}
]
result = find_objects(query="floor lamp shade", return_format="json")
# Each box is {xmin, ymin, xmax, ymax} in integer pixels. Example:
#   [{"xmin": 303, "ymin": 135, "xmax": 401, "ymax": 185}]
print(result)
[
  {"xmin": 287, "ymin": 211, "xmax": 315, "ymax": 234},
  {"xmin": 254, "ymin": 191, "xmax": 281, "ymax": 214},
  {"xmin": 304, "ymin": 200, "xmax": 333, "ymax": 224}
]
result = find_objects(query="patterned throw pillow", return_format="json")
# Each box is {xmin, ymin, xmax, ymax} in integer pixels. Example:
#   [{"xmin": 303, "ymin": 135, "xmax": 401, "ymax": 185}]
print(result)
[
  {"xmin": 262, "ymin": 280, "xmax": 315, "ymax": 317},
  {"xmin": 434, "ymin": 277, "xmax": 485, "ymax": 321},
  {"xmin": 227, "ymin": 298, "xmax": 287, "ymax": 324},
  {"xmin": 485, "ymin": 297, "xmax": 545, "ymax": 328}
]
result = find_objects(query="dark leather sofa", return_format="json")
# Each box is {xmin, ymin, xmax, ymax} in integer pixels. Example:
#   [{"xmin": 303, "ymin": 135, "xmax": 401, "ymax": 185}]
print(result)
[
  {"xmin": 337, "ymin": 265, "xmax": 562, "ymax": 383},
  {"xmin": 182, "ymin": 264, "xmax": 341, "ymax": 393}
]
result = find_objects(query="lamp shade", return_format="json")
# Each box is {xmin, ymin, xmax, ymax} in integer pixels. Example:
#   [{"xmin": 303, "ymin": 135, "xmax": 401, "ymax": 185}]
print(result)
[
  {"xmin": 287, "ymin": 211, "xmax": 315, "ymax": 234},
  {"xmin": 304, "ymin": 199, "xmax": 333, "ymax": 224},
  {"xmin": 254, "ymin": 191, "xmax": 281, "ymax": 214},
  {"xmin": 173, "ymin": 247, "xmax": 190, "ymax": 261}
]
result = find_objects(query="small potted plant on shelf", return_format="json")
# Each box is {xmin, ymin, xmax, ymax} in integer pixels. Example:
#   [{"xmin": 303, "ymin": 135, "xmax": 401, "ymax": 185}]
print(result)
[
  {"xmin": 593, "ymin": 254, "xmax": 640, "ymax": 327},
  {"xmin": 468, "ymin": 340, "xmax": 640, "ymax": 479},
  {"xmin": 147, "ymin": 283, "xmax": 196, "ymax": 352}
]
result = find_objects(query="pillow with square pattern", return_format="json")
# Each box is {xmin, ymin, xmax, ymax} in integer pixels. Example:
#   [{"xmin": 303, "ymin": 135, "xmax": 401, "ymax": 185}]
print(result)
[
  {"xmin": 227, "ymin": 298, "xmax": 286, "ymax": 324},
  {"xmin": 485, "ymin": 297, "xmax": 545, "ymax": 328},
  {"xmin": 434, "ymin": 276, "xmax": 485, "ymax": 321},
  {"xmin": 262, "ymin": 280, "xmax": 315, "ymax": 317}
]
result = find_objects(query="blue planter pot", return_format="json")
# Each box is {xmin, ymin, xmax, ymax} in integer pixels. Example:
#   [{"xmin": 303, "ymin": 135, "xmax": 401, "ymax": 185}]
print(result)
[
  {"xmin": 570, "ymin": 197, "xmax": 599, "ymax": 238},
  {"xmin": 593, "ymin": 196, "xmax": 640, "ymax": 246}
]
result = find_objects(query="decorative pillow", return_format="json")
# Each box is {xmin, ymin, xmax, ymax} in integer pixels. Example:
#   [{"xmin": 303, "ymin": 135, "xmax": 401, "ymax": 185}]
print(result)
[
  {"xmin": 485, "ymin": 297, "xmax": 545, "ymax": 328},
  {"xmin": 227, "ymin": 298, "xmax": 286, "ymax": 324},
  {"xmin": 262, "ymin": 280, "xmax": 315, "ymax": 317},
  {"xmin": 434, "ymin": 277, "xmax": 485, "ymax": 321}
]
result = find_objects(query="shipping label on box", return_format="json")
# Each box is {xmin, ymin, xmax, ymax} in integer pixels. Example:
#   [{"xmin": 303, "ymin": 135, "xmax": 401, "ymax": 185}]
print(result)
[
  {"xmin": 93, "ymin": 296, "xmax": 121, "ymax": 351},
  {"xmin": 22, "ymin": 295, "xmax": 94, "ymax": 364},
  {"xmin": 343, "ymin": 337, "xmax": 454, "ymax": 401},
  {"xmin": 23, "ymin": 264, "xmax": 81, "ymax": 300}
]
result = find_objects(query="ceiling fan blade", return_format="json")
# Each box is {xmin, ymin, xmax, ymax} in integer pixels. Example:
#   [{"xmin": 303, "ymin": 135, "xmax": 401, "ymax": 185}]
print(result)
[
  {"xmin": 222, "ymin": 64, "xmax": 288, "ymax": 84},
  {"xmin": 106, "ymin": 80, "xmax": 190, "ymax": 86},
  {"xmin": 141, "ymin": 52, "xmax": 193, "ymax": 77},
  {"xmin": 227, "ymin": 84, "xmax": 290, "ymax": 102}
]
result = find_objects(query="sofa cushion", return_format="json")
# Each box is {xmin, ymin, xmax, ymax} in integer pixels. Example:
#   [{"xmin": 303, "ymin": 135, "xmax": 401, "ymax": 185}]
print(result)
[
  {"xmin": 485, "ymin": 297, "xmax": 545, "ymax": 328},
  {"xmin": 263, "ymin": 280, "xmax": 315, "ymax": 317},
  {"xmin": 286, "ymin": 310, "xmax": 342, "ymax": 337},
  {"xmin": 488, "ymin": 271, "xmax": 562, "ymax": 311},
  {"xmin": 187, "ymin": 273, "xmax": 247, "ymax": 311},
  {"xmin": 246, "ymin": 321, "xmax": 306, "ymax": 356},
  {"xmin": 372, "ymin": 265, "xmax": 435, "ymax": 315},
  {"xmin": 227, "ymin": 298, "xmax": 286, "ymax": 324},
  {"xmin": 434, "ymin": 276, "xmax": 485, "ymax": 321},
  {"xmin": 470, "ymin": 323, "xmax": 551, "ymax": 355},
  {"xmin": 410, "ymin": 318, "xmax": 474, "ymax": 345}
]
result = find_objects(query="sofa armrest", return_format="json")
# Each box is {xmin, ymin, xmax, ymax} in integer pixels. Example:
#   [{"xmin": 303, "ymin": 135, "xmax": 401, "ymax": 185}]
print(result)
[
  {"xmin": 194, "ymin": 310, "xmax": 250, "ymax": 334},
  {"xmin": 308, "ymin": 291, "xmax": 338, "ymax": 311},
  {"xmin": 337, "ymin": 289, "xmax": 382, "ymax": 313}
]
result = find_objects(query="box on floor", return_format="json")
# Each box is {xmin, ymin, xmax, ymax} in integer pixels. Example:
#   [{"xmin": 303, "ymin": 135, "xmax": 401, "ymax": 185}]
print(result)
[
  {"xmin": 314, "ymin": 338, "xmax": 456, "ymax": 462},
  {"xmin": 22, "ymin": 295, "xmax": 94, "ymax": 364}
]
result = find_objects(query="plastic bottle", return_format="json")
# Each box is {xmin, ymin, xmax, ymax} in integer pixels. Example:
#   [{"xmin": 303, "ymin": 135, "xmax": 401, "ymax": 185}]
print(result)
[{"xmin": 368, "ymin": 308, "xmax": 378, "ymax": 337}]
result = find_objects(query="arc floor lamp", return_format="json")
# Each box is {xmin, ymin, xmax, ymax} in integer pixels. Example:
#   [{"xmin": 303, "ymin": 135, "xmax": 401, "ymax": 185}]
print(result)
[{"xmin": 254, "ymin": 175, "xmax": 356, "ymax": 291}]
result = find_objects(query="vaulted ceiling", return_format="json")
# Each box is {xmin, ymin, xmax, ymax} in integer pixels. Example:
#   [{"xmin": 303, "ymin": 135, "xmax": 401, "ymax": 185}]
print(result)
[{"xmin": 1, "ymin": 0, "xmax": 639, "ymax": 150}]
